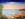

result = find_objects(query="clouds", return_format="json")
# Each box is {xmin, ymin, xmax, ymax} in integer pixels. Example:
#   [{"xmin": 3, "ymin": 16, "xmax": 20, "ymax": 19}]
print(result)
[
  {"xmin": 3, "ymin": 4, "xmax": 24, "ymax": 9},
  {"xmin": 2, "ymin": 2, "xmax": 24, "ymax": 9}
]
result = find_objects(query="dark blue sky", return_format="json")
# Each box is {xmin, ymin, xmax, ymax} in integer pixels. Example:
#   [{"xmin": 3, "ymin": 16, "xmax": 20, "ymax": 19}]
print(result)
[{"xmin": 0, "ymin": 0, "xmax": 25, "ymax": 3}]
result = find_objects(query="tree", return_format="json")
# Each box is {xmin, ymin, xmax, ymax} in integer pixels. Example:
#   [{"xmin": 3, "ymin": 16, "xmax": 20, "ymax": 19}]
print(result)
[{"xmin": 0, "ymin": 4, "xmax": 3, "ymax": 19}]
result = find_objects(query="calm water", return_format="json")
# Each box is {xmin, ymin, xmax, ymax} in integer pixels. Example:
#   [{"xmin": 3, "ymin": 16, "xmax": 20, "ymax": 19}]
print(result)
[{"xmin": 2, "ymin": 9, "xmax": 22, "ymax": 17}]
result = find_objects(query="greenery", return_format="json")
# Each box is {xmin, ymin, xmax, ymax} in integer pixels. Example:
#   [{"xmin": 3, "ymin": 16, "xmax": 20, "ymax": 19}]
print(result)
[{"xmin": 0, "ymin": 4, "xmax": 3, "ymax": 19}]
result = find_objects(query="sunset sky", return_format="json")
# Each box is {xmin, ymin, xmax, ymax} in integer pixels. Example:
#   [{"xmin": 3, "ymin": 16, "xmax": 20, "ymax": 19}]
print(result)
[{"xmin": 2, "ymin": 2, "xmax": 25, "ymax": 17}]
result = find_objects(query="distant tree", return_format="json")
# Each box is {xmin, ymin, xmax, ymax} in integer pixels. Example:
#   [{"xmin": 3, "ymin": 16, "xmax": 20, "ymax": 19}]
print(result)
[{"xmin": 0, "ymin": 4, "xmax": 3, "ymax": 19}]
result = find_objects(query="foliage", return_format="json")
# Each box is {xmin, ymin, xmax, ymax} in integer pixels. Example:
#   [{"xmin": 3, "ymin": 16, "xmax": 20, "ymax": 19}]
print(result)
[{"xmin": 0, "ymin": 4, "xmax": 3, "ymax": 19}]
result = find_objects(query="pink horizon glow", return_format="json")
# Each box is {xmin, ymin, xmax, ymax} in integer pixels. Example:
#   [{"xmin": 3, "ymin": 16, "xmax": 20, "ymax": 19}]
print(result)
[{"xmin": 3, "ymin": 4, "xmax": 25, "ymax": 9}]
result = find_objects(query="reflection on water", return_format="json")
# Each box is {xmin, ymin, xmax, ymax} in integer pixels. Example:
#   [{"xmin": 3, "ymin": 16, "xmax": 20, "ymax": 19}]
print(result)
[
  {"xmin": 0, "ymin": 9, "xmax": 25, "ymax": 19},
  {"xmin": 2, "ymin": 9, "xmax": 22, "ymax": 17}
]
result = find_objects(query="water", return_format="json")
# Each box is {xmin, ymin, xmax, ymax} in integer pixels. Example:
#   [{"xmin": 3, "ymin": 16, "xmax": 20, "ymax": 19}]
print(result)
[{"xmin": 2, "ymin": 9, "xmax": 22, "ymax": 17}]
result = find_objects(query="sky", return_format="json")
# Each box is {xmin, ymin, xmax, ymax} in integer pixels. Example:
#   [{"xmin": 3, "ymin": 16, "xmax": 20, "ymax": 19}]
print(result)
[
  {"xmin": 0, "ymin": 0, "xmax": 24, "ymax": 3},
  {"xmin": 2, "ymin": 2, "xmax": 25, "ymax": 17},
  {"xmin": 1, "ymin": 2, "xmax": 24, "ymax": 4},
  {"xmin": 2, "ymin": 2, "xmax": 24, "ymax": 9}
]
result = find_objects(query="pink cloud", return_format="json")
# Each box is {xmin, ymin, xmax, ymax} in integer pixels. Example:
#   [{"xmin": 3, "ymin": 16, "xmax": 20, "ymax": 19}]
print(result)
[{"xmin": 3, "ymin": 4, "xmax": 25, "ymax": 9}]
